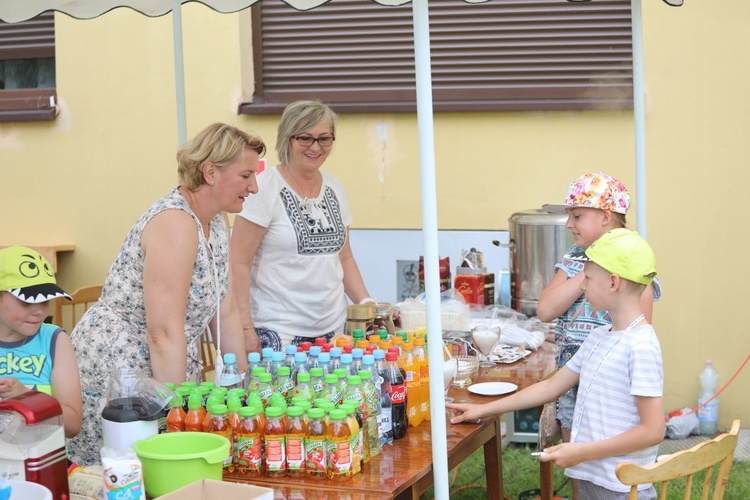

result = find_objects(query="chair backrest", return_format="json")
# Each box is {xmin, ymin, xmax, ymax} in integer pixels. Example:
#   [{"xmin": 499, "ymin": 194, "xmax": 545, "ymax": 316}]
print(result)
[
  {"xmin": 616, "ymin": 419, "xmax": 741, "ymax": 500},
  {"xmin": 200, "ymin": 328, "xmax": 217, "ymax": 381},
  {"xmin": 53, "ymin": 285, "xmax": 103, "ymax": 333}
]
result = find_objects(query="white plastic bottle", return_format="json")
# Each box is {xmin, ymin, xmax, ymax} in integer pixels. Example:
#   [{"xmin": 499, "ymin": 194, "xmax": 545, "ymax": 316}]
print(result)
[
  {"xmin": 219, "ymin": 353, "xmax": 243, "ymax": 390},
  {"xmin": 697, "ymin": 360, "xmax": 720, "ymax": 435}
]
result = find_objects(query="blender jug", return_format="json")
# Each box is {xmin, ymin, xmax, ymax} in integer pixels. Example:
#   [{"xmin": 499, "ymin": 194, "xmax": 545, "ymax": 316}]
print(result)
[{"xmin": 101, "ymin": 368, "xmax": 171, "ymax": 451}]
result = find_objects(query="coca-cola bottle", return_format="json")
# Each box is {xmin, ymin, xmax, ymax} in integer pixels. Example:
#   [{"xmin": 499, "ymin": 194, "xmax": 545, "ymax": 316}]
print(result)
[{"xmin": 385, "ymin": 351, "xmax": 407, "ymax": 440}]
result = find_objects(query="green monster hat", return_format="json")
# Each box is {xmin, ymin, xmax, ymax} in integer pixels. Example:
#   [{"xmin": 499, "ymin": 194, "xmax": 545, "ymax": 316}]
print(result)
[{"xmin": 0, "ymin": 246, "xmax": 71, "ymax": 303}]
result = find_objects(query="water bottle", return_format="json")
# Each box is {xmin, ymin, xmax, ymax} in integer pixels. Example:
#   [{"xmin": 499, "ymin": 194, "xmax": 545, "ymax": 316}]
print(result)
[
  {"xmin": 697, "ymin": 360, "xmax": 720, "ymax": 434},
  {"xmin": 219, "ymin": 353, "xmax": 242, "ymax": 390}
]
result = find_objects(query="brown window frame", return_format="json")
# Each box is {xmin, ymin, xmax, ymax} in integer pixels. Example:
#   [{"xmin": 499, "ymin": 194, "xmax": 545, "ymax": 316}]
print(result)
[
  {"xmin": 240, "ymin": 0, "xmax": 633, "ymax": 115},
  {"xmin": 0, "ymin": 11, "xmax": 56, "ymax": 121}
]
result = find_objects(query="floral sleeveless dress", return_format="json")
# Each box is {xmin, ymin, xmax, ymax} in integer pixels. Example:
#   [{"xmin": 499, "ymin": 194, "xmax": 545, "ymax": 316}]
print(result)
[{"xmin": 67, "ymin": 187, "xmax": 228, "ymax": 465}]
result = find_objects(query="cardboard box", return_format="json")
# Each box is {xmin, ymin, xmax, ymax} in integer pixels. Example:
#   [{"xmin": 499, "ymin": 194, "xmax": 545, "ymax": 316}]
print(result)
[
  {"xmin": 155, "ymin": 479, "xmax": 274, "ymax": 500},
  {"xmin": 454, "ymin": 274, "xmax": 485, "ymax": 305}
]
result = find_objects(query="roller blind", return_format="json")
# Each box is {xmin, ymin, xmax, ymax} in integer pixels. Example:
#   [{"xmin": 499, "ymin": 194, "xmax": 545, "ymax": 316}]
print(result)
[
  {"xmin": 242, "ymin": 0, "xmax": 633, "ymax": 113},
  {"xmin": 0, "ymin": 11, "xmax": 56, "ymax": 120}
]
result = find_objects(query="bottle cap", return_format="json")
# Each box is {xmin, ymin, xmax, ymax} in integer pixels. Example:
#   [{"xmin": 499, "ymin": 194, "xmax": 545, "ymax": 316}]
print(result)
[
  {"xmin": 265, "ymin": 406, "xmax": 283, "ymax": 418},
  {"xmin": 248, "ymin": 352, "xmax": 261, "ymax": 363},
  {"xmin": 210, "ymin": 404, "xmax": 228, "ymax": 415},
  {"xmin": 295, "ymin": 352, "xmax": 308, "ymax": 363},
  {"xmin": 278, "ymin": 366, "xmax": 291, "ymax": 376},
  {"xmin": 308, "ymin": 408, "xmax": 325, "ymax": 419},
  {"xmin": 324, "ymin": 374, "xmax": 338, "ymax": 384},
  {"xmin": 285, "ymin": 344, "xmax": 297, "ymax": 355},
  {"xmin": 297, "ymin": 372, "xmax": 311, "ymax": 383},
  {"xmin": 239, "ymin": 406, "xmax": 257, "ymax": 417},
  {"xmin": 287, "ymin": 406, "xmax": 304, "ymax": 417},
  {"xmin": 358, "ymin": 369, "xmax": 372, "ymax": 380},
  {"xmin": 347, "ymin": 376, "xmax": 361, "ymax": 385},
  {"xmin": 262, "ymin": 347, "xmax": 274, "ymax": 359},
  {"xmin": 329, "ymin": 409, "xmax": 347, "ymax": 420},
  {"xmin": 310, "ymin": 367, "xmax": 324, "ymax": 377}
]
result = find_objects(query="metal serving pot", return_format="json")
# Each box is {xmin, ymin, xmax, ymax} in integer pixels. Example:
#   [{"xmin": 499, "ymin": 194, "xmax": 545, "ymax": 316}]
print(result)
[{"xmin": 505, "ymin": 209, "xmax": 573, "ymax": 317}]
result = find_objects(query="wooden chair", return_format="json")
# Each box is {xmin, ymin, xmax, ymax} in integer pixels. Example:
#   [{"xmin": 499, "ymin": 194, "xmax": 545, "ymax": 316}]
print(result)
[
  {"xmin": 200, "ymin": 328, "xmax": 217, "ymax": 381},
  {"xmin": 53, "ymin": 285, "xmax": 102, "ymax": 333},
  {"xmin": 616, "ymin": 419, "xmax": 741, "ymax": 500}
]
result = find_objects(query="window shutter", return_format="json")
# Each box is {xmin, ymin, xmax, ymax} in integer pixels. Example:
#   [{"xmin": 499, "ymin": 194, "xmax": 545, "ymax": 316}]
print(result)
[
  {"xmin": 243, "ymin": 0, "xmax": 632, "ymax": 113},
  {"xmin": 0, "ymin": 11, "xmax": 55, "ymax": 60}
]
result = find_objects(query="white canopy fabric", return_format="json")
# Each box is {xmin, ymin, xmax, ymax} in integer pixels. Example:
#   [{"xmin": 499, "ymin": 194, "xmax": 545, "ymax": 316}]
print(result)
[{"xmin": 0, "ymin": 1, "xmax": 682, "ymax": 497}]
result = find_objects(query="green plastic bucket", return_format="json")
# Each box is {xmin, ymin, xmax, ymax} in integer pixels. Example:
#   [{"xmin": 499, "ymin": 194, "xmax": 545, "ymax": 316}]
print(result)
[{"xmin": 132, "ymin": 432, "xmax": 230, "ymax": 497}]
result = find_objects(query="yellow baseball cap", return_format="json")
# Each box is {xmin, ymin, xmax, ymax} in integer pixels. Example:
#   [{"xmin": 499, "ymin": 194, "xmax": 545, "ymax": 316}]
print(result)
[
  {"xmin": 584, "ymin": 229, "xmax": 657, "ymax": 285},
  {"xmin": 0, "ymin": 246, "xmax": 71, "ymax": 303}
]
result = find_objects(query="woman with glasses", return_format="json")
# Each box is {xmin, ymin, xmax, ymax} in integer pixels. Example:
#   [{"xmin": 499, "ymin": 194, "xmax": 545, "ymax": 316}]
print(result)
[{"xmin": 231, "ymin": 100, "xmax": 371, "ymax": 352}]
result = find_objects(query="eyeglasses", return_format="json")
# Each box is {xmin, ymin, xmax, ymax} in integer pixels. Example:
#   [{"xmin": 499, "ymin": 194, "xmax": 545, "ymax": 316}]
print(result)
[{"xmin": 293, "ymin": 135, "xmax": 335, "ymax": 148}]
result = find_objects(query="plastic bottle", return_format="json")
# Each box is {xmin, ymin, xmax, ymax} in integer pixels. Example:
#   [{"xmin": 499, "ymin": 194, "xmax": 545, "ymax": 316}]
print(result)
[
  {"xmin": 261, "ymin": 347, "xmax": 275, "ymax": 373},
  {"xmin": 326, "ymin": 409, "xmax": 352, "ymax": 480},
  {"xmin": 286, "ymin": 406, "xmax": 307, "ymax": 476},
  {"xmin": 184, "ymin": 391, "xmax": 206, "ymax": 432},
  {"xmin": 358, "ymin": 369, "xmax": 381, "ymax": 459},
  {"xmin": 329, "ymin": 347, "xmax": 343, "ymax": 372},
  {"xmin": 274, "ymin": 366, "xmax": 294, "ymax": 403},
  {"xmin": 270, "ymin": 351, "xmax": 285, "ymax": 381},
  {"xmin": 310, "ymin": 367, "xmax": 325, "ymax": 396},
  {"xmin": 166, "ymin": 395, "xmax": 186, "ymax": 432},
  {"xmin": 236, "ymin": 406, "xmax": 263, "ymax": 477},
  {"xmin": 227, "ymin": 393, "xmax": 242, "ymax": 464},
  {"xmin": 385, "ymin": 351, "xmax": 407, "ymax": 439},
  {"xmin": 292, "ymin": 372, "xmax": 315, "ymax": 402},
  {"xmin": 351, "ymin": 348, "xmax": 364, "ymax": 374},
  {"xmin": 697, "ymin": 360, "xmax": 720, "ymax": 435},
  {"xmin": 321, "ymin": 373, "xmax": 342, "ymax": 405},
  {"xmin": 246, "ymin": 366, "xmax": 265, "ymax": 395},
  {"xmin": 307, "ymin": 346, "xmax": 322, "ymax": 371},
  {"xmin": 283, "ymin": 344, "xmax": 297, "ymax": 370},
  {"xmin": 202, "ymin": 394, "xmax": 222, "ymax": 431},
  {"xmin": 340, "ymin": 353, "xmax": 355, "ymax": 378},
  {"xmin": 343, "ymin": 376, "xmax": 369, "ymax": 464},
  {"xmin": 401, "ymin": 342, "xmax": 423, "ymax": 427},
  {"xmin": 339, "ymin": 402, "xmax": 361, "ymax": 474},
  {"xmin": 264, "ymin": 406, "xmax": 287, "ymax": 477},
  {"xmin": 413, "ymin": 337, "xmax": 430, "ymax": 422},
  {"xmin": 376, "ymin": 350, "xmax": 394, "ymax": 445},
  {"xmin": 245, "ymin": 352, "xmax": 262, "ymax": 391},
  {"xmin": 208, "ymin": 404, "xmax": 234, "ymax": 475},
  {"xmin": 305, "ymin": 407, "xmax": 327, "ymax": 478},
  {"xmin": 334, "ymin": 369, "xmax": 349, "ymax": 404},
  {"xmin": 292, "ymin": 352, "xmax": 309, "ymax": 384},
  {"xmin": 257, "ymin": 373, "xmax": 274, "ymax": 407},
  {"xmin": 175, "ymin": 386, "xmax": 191, "ymax": 412},
  {"xmin": 219, "ymin": 353, "xmax": 243, "ymax": 390},
  {"xmin": 318, "ymin": 352, "xmax": 332, "ymax": 376}
]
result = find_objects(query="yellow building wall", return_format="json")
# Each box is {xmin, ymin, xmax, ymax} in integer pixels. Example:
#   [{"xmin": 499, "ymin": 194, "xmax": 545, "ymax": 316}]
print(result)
[{"xmin": 0, "ymin": 2, "xmax": 747, "ymax": 428}]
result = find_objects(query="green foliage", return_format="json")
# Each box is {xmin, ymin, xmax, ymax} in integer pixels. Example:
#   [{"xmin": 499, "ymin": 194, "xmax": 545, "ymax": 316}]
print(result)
[{"xmin": 420, "ymin": 444, "xmax": 750, "ymax": 500}]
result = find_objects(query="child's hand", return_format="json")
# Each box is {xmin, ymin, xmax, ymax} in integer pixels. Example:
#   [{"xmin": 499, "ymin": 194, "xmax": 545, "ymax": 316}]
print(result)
[
  {"xmin": 537, "ymin": 442, "xmax": 586, "ymax": 468},
  {"xmin": 0, "ymin": 377, "xmax": 30, "ymax": 401},
  {"xmin": 445, "ymin": 402, "xmax": 484, "ymax": 424}
]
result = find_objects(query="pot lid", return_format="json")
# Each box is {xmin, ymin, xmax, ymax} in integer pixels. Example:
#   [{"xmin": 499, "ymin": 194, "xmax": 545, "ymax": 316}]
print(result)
[{"xmin": 508, "ymin": 209, "xmax": 568, "ymax": 226}]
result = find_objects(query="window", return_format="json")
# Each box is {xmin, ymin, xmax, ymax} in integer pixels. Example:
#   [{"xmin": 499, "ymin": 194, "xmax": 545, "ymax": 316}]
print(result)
[
  {"xmin": 0, "ymin": 11, "xmax": 56, "ymax": 121},
  {"xmin": 241, "ymin": 0, "xmax": 633, "ymax": 114}
]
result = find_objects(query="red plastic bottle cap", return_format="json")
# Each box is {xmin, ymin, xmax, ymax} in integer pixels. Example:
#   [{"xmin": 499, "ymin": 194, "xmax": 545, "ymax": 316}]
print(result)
[
  {"xmin": 388, "ymin": 347, "xmax": 400, "ymax": 354},
  {"xmin": 315, "ymin": 337, "xmax": 327, "ymax": 346},
  {"xmin": 301, "ymin": 341, "xmax": 313, "ymax": 351},
  {"xmin": 297, "ymin": 346, "xmax": 303, "ymax": 352},
  {"xmin": 386, "ymin": 352, "xmax": 398, "ymax": 361},
  {"xmin": 343, "ymin": 345, "xmax": 354, "ymax": 354}
]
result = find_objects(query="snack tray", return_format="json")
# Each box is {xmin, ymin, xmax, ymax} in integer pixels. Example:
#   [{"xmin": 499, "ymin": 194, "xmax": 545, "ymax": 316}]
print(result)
[{"xmin": 490, "ymin": 344, "xmax": 531, "ymax": 364}]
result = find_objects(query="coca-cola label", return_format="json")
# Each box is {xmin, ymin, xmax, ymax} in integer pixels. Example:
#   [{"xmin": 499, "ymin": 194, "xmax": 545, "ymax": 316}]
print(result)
[{"xmin": 389, "ymin": 383, "xmax": 406, "ymax": 404}]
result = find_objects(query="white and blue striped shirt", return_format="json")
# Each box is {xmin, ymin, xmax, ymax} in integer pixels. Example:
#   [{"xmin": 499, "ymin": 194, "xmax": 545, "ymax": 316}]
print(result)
[{"xmin": 565, "ymin": 323, "xmax": 663, "ymax": 492}]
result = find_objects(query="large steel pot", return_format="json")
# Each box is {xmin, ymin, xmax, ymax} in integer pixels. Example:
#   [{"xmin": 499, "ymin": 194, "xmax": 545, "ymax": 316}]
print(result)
[{"xmin": 506, "ymin": 210, "xmax": 573, "ymax": 317}]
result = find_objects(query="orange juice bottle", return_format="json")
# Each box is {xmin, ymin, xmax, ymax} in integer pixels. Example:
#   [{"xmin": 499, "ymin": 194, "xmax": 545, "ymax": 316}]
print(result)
[
  {"xmin": 326, "ymin": 409, "xmax": 352, "ymax": 480},
  {"xmin": 184, "ymin": 392, "xmax": 206, "ymax": 432},
  {"xmin": 166, "ymin": 395, "xmax": 186, "ymax": 432},
  {"xmin": 286, "ymin": 406, "xmax": 307, "ymax": 476},
  {"xmin": 401, "ymin": 342, "xmax": 423, "ymax": 427},
  {"xmin": 305, "ymin": 408, "xmax": 327, "ymax": 478},
  {"xmin": 339, "ymin": 403, "xmax": 361, "ymax": 474},
  {"xmin": 264, "ymin": 406, "xmax": 287, "ymax": 477},
  {"xmin": 202, "ymin": 394, "xmax": 222, "ymax": 432},
  {"xmin": 227, "ymin": 393, "xmax": 242, "ymax": 466},
  {"xmin": 414, "ymin": 337, "xmax": 430, "ymax": 422},
  {"xmin": 236, "ymin": 406, "xmax": 263, "ymax": 477},
  {"xmin": 208, "ymin": 404, "xmax": 234, "ymax": 476}
]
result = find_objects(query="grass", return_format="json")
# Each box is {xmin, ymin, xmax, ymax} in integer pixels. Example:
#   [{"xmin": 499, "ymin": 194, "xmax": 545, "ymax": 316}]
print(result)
[{"xmin": 420, "ymin": 444, "xmax": 750, "ymax": 500}]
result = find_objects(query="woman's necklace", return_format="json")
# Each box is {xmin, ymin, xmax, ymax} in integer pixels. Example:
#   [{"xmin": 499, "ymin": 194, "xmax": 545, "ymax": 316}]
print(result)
[{"xmin": 285, "ymin": 165, "xmax": 319, "ymax": 212}]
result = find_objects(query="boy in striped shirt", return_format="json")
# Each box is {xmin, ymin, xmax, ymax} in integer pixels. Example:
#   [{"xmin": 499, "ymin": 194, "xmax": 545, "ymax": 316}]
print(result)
[{"xmin": 447, "ymin": 228, "xmax": 664, "ymax": 499}]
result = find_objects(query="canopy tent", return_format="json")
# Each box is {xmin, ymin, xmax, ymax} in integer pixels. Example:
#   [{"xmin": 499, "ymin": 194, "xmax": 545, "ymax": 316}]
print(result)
[{"xmin": 0, "ymin": 1, "xmax": 682, "ymax": 497}]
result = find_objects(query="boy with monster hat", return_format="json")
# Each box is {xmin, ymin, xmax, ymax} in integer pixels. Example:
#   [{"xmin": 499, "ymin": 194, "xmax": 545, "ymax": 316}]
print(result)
[{"xmin": 0, "ymin": 245, "xmax": 82, "ymax": 438}]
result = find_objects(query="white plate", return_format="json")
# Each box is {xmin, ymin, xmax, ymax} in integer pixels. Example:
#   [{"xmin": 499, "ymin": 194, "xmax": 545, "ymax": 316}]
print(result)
[{"xmin": 468, "ymin": 382, "xmax": 518, "ymax": 396}]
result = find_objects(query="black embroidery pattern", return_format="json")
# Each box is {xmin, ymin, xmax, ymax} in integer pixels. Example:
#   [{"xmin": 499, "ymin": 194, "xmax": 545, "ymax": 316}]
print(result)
[{"xmin": 280, "ymin": 185, "xmax": 346, "ymax": 255}]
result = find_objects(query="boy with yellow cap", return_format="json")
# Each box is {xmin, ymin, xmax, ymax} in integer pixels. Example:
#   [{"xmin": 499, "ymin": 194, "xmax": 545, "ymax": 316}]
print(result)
[
  {"xmin": 0, "ymin": 246, "xmax": 82, "ymax": 438},
  {"xmin": 448, "ymin": 229, "xmax": 663, "ymax": 499}
]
